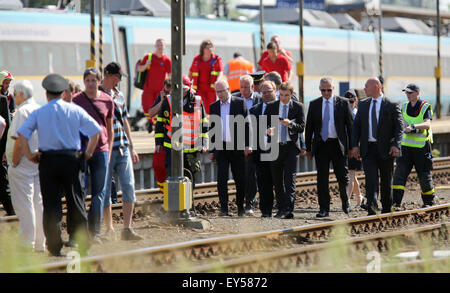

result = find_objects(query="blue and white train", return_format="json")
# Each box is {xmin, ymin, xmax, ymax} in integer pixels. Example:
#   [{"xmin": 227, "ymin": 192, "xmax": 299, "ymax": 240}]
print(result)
[{"xmin": 1, "ymin": 9, "xmax": 449, "ymax": 117}]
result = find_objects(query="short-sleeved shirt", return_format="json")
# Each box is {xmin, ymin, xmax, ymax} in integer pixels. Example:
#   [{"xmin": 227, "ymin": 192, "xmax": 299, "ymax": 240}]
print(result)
[
  {"xmin": 260, "ymin": 54, "xmax": 291, "ymax": 82},
  {"xmin": 73, "ymin": 91, "xmax": 114, "ymax": 153},
  {"xmin": 17, "ymin": 98, "xmax": 101, "ymax": 151},
  {"xmin": 406, "ymin": 99, "xmax": 432, "ymax": 120},
  {"xmin": 190, "ymin": 55, "xmax": 224, "ymax": 91},
  {"xmin": 140, "ymin": 53, "xmax": 172, "ymax": 93},
  {"xmin": 257, "ymin": 49, "xmax": 292, "ymax": 67},
  {"xmin": 5, "ymin": 98, "xmax": 40, "ymax": 171}
]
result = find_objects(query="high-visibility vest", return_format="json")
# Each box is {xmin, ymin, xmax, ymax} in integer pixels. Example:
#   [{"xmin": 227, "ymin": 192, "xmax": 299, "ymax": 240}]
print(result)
[
  {"xmin": 191, "ymin": 54, "xmax": 221, "ymax": 91},
  {"xmin": 163, "ymin": 94, "xmax": 203, "ymax": 152},
  {"xmin": 226, "ymin": 57, "xmax": 254, "ymax": 92},
  {"xmin": 401, "ymin": 101, "xmax": 433, "ymax": 148}
]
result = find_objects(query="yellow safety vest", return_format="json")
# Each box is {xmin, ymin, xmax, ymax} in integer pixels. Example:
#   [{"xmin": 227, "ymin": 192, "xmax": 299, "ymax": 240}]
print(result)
[{"xmin": 401, "ymin": 101, "xmax": 433, "ymax": 148}]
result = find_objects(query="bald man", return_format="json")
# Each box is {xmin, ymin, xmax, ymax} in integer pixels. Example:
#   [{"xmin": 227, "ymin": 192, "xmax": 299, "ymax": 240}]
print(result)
[{"xmin": 351, "ymin": 77, "xmax": 403, "ymax": 216}]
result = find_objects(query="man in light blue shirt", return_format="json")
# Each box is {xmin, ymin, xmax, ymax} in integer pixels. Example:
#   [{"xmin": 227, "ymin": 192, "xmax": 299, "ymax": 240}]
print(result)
[{"xmin": 17, "ymin": 73, "xmax": 100, "ymax": 257}]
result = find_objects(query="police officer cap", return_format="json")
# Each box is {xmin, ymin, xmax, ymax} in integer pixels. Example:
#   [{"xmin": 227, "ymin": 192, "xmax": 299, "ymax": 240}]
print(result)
[
  {"xmin": 402, "ymin": 83, "xmax": 419, "ymax": 93},
  {"xmin": 250, "ymin": 70, "xmax": 266, "ymax": 85},
  {"xmin": 42, "ymin": 73, "xmax": 69, "ymax": 94}
]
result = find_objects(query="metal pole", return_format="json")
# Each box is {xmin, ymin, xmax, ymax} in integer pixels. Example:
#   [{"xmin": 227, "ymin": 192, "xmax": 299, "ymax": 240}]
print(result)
[
  {"xmin": 87, "ymin": 0, "xmax": 96, "ymax": 69},
  {"xmin": 435, "ymin": 0, "xmax": 441, "ymax": 118},
  {"xmin": 98, "ymin": 0, "xmax": 103, "ymax": 75},
  {"xmin": 298, "ymin": 0, "xmax": 304, "ymax": 104},
  {"xmin": 171, "ymin": 0, "xmax": 184, "ymax": 179},
  {"xmin": 259, "ymin": 0, "xmax": 265, "ymax": 58},
  {"xmin": 378, "ymin": 1, "xmax": 383, "ymax": 83}
]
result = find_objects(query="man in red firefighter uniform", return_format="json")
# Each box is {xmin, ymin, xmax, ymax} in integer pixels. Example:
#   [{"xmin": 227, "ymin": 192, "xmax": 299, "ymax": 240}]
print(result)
[{"xmin": 154, "ymin": 75, "xmax": 208, "ymax": 197}]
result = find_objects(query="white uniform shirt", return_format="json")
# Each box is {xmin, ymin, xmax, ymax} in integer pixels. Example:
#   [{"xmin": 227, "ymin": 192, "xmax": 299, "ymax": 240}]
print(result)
[{"xmin": 5, "ymin": 98, "xmax": 41, "ymax": 173}]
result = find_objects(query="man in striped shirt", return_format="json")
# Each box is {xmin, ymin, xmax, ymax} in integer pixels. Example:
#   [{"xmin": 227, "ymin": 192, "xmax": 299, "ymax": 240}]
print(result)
[{"xmin": 100, "ymin": 62, "xmax": 143, "ymax": 241}]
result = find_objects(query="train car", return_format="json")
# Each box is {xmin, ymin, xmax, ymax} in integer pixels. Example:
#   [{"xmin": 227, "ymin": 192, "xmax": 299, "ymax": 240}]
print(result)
[{"xmin": 1, "ymin": 9, "xmax": 449, "ymax": 118}]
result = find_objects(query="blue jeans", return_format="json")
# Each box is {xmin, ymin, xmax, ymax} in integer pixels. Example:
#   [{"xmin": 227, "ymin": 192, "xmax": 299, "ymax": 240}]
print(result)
[
  {"xmin": 104, "ymin": 147, "xmax": 136, "ymax": 207},
  {"xmin": 86, "ymin": 151, "xmax": 109, "ymax": 237}
]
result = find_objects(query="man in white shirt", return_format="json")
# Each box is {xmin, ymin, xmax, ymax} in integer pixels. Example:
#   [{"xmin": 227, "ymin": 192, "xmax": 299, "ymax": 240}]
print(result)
[{"xmin": 5, "ymin": 80, "xmax": 45, "ymax": 252}]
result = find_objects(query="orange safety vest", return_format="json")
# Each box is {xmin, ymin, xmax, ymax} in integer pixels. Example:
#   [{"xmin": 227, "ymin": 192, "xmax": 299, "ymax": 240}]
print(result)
[
  {"xmin": 226, "ymin": 57, "xmax": 254, "ymax": 92},
  {"xmin": 165, "ymin": 94, "xmax": 203, "ymax": 149},
  {"xmin": 190, "ymin": 54, "xmax": 221, "ymax": 91}
]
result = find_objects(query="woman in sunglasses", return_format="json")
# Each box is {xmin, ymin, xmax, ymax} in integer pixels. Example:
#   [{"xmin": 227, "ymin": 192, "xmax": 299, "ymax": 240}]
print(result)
[{"xmin": 345, "ymin": 89, "xmax": 366, "ymax": 210}]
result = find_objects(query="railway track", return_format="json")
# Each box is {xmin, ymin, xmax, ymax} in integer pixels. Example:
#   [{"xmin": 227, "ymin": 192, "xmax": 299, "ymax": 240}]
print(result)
[
  {"xmin": 18, "ymin": 204, "xmax": 449, "ymax": 273},
  {"xmin": 1, "ymin": 157, "xmax": 449, "ymax": 225}
]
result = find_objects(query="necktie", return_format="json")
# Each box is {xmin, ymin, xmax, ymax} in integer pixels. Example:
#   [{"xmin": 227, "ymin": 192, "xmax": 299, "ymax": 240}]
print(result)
[
  {"xmin": 281, "ymin": 104, "xmax": 288, "ymax": 143},
  {"xmin": 372, "ymin": 99, "xmax": 378, "ymax": 139},
  {"xmin": 321, "ymin": 100, "xmax": 330, "ymax": 141}
]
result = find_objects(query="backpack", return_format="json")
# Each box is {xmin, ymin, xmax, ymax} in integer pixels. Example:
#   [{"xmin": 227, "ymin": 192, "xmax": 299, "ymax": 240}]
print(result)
[{"xmin": 134, "ymin": 53, "xmax": 152, "ymax": 90}]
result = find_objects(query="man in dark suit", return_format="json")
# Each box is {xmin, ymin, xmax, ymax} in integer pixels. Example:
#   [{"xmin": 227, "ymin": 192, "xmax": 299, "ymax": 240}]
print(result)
[
  {"xmin": 305, "ymin": 77, "xmax": 353, "ymax": 218},
  {"xmin": 232, "ymin": 75, "xmax": 262, "ymax": 215},
  {"xmin": 209, "ymin": 79, "xmax": 252, "ymax": 217},
  {"xmin": 265, "ymin": 82, "xmax": 305, "ymax": 219},
  {"xmin": 0, "ymin": 94, "xmax": 15, "ymax": 215},
  {"xmin": 351, "ymin": 77, "xmax": 403, "ymax": 215},
  {"xmin": 249, "ymin": 80, "xmax": 277, "ymax": 217}
]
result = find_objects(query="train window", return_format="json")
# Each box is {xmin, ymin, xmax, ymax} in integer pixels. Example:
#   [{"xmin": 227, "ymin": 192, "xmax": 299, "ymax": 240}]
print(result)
[
  {"xmin": 3, "ymin": 42, "xmax": 20, "ymax": 72},
  {"xmin": 0, "ymin": 47, "xmax": 3, "ymax": 69},
  {"xmin": 36, "ymin": 44, "xmax": 49, "ymax": 74},
  {"xmin": 62, "ymin": 44, "xmax": 77, "ymax": 75},
  {"xmin": 21, "ymin": 44, "xmax": 34, "ymax": 74},
  {"xmin": 50, "ymin": 46, "xmax": 64, "ymax": 73}
]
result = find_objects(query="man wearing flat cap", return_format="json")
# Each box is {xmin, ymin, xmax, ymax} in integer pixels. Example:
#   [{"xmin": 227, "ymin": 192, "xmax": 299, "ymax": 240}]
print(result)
[
  {"xmin": 17, "ymin": 73, "xmax": 101, "ymax": 257},
  {"xmin": 393, "ymin": 83, "xmax": 435, "ymax": 208}
]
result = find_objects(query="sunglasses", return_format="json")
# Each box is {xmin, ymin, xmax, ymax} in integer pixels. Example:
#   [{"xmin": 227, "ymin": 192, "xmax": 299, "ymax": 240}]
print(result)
[
  {"xmin": 84, "ymin": 68, "xmax": 98, "ymax": 75},
  {"xmin": 320, "ymin": 89, "xmax": 332, "ymax": 92}
]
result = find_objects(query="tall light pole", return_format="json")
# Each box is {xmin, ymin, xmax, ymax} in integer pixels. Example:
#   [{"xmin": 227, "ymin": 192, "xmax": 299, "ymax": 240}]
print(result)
[
  {"xmin": 435, "ymin": 0, "xmax": 441, "ymax": 118},
  {"xmin": 378, "ymin": 0, "xmax": 383, "ymax": 83},
  {"xmin": 87, "ymin": 0, "xmax": 96, "ymax": 69},
  {"xmin": 298, "ymin": 0, "xmax": 304, "ymax": 104}
]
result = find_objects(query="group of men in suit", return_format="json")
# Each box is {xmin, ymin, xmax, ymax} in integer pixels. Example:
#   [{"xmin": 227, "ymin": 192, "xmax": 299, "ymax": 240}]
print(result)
[
  {"xmin": 209, "ymin": 75, "xmax": 305, "ymax": 219},
  {"xmin": 306, "ymin": 76, "xmax": 403, "ymax": 217},
  {"xmin": 208, "ymin": 74, "xmax": 402, "ymax": 219}
]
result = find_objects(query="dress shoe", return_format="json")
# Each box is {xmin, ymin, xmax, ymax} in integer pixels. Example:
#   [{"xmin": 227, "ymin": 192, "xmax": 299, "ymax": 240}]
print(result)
[
  {"xmin": 64, "ymin": 238, "xmax": 78, "ymax": 248},
  {"xmin": 283, "ymin": 213, "xmax": 294, "ymax": 219},
  {"xmin": 316, "ymin": 210, "xmax": 329, "ymax": 218},
  {"xmin": 342, "ymin": 202, "xmax": 351, "ymax": 214},
  {"xmin": 218, "ymin": 211, "xmax": 231, "ymax": 217},
  {"xmin": 121, "ymin": 228, "xmax": 144, "ymax": 241},
  {"xmin": 261, "ymin": 213, "xmax": 272, "ymax": 218},
  {"xmin": 274, "ymin": 211, "xmax": 284, "ymax": 218}
]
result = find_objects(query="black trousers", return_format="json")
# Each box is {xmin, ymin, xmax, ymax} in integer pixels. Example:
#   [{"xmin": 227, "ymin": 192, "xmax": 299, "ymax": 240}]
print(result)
[
  {"xmin": 0, "ymin": 160, "xmax": 15, "ymax": 215},
  {"xmin": 315, "ymin": 139, "xmax": 349, "ymax": 212},
  {"xmin": 393, "ymin": 144, "xmax": 434, "ymax": 205},
  {"xmin": 245, "ymin": 154, "xmax": 258, "ymax": 209},
  {"xmin": 256, "ymin": 158, "xmax": 274, "ymax": 215},
  {"xmin": 215, "ymin": 150, "xmax": 246, "ymax": 213},
  {"xmin": 362, "ymin": 143, "xmax": 394, "ymax": 214},
  {"xmin": 39, "ymin": 153, "xmax": 88, "ymax": 254},
  {"xmin": 270, "ymin": 142, "xmax": 298, "ymax": 215}
]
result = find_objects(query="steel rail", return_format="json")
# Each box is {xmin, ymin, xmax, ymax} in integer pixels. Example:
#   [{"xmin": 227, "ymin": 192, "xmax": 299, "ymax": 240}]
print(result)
[{"xmin": 184, "ymin": 222, "xmax": 448, "ymax": 273}]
